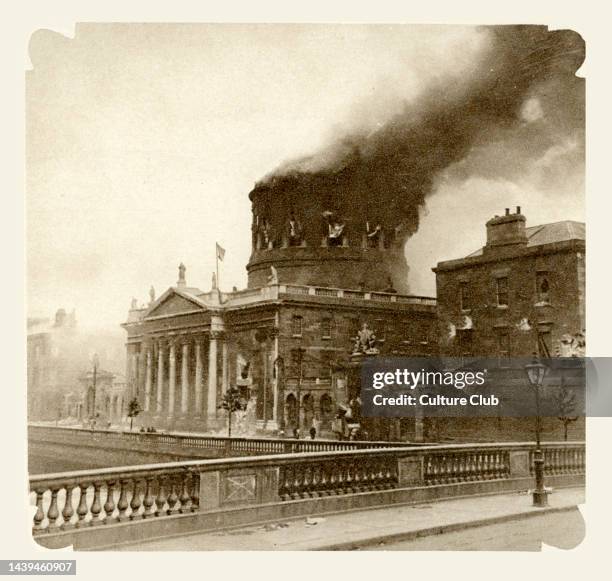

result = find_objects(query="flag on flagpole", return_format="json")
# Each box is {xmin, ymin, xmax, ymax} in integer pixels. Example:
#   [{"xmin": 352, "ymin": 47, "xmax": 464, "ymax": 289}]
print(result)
[{"xmin": 216, "ymin": 243, "xmax": 225, "ymax": 261}]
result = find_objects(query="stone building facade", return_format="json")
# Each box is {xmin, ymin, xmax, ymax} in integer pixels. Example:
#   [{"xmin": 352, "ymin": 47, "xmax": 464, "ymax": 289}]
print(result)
[
  {"xmin": 432, "ymin": 207, "xmax": 585, "ymax": 442},
  {"xmin": 434, "ymin": 207, "xmax": 585, "ymax": 358},
  {"xmin": 122, "ymin": 269, "xmax": 437, "ymax": 436},
  {"xmin": 122, "ymin": 180, "xmax": 438, "ymax": 437}
]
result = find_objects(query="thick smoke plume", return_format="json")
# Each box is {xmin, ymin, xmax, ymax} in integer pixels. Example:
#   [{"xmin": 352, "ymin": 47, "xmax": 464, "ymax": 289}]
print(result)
[{"xmin": 256, "ymin": 25, "xmax": 585, "ymax": 291}]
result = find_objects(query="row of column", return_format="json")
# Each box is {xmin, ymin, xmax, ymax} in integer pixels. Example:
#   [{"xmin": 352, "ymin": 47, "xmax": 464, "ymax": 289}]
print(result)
[{"xmin": 135, "ymin": 332, "xmax": 227, "ymax": 422}]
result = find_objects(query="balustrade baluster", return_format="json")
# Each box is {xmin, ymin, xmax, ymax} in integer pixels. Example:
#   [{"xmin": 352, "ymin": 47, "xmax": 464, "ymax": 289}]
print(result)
[
  {"xmin": 61, "ymin": 485, "xmax": 75, "ymax": 529},
  {"xmin": 33, "ymin": 489, "xmax": 45, "ymax": 531},
  {"xmin": 483, "ymin": 452, "xmax": 492, "ymax": 479},
  {"xmin": 439, "ymin": 455, "xmax": 448, "ymax": 484},
  {"xmin": 47, "ymin": 487, "xmax": 60, "ymax": 529},
  {"xmin": 103, "ymin": 480, "xmax": 116, "ymax": 523},
  {"xmin": 189, "ymin": 472, "xmax": 200, "ymax": 511},
  {"xmin": 459, "ymin": 453, "xmax": 468, "ymax": 482},
  {"xmin": 345, "ymin": 462, "xmax": 355, "ymax": 493},
  {"xmin": 90, "ymin": 482, "xmax": 102, "ymax": 525},
  {"xmin": 319, "ymin": 465, "xmax": 330, "ymax": 496},
  {"xmin": 451, "ymin": 455, "xmax": 461, "ymax": 483},
  {"xmin": 167, "ymin": 477, "xmax": 179, "ymax": 514},
  {"xmin": 142, "ymin": 477, "xmax": 155, "ymax": 518},
  {"xmin": 155, "ymin": 477, "xmax": 168, "ymax": 515},
  {"xmin": 75, "ymin": 483, "xmax": 89, "ymax": 527},
  {"xmin": 310, "ymin": 465, "xmax": 321, "ymax": 497},
  {"xmin": 179, "ymin": 472, "xmax": 191, "ymax": 513},
  {"xmin": 130, "ymin": 478, "xmax": 142, "ymax": 520},
  {"xmin": 117, "ymin": 479, "xmax": 130, "ymax": 522},
  {"xmin": 328, "ymin": 465, "xmax": 338, "ymax": 494},
  {"xmin": 423, "ymin": 456, "xmax": 432, "ymax": 484}
]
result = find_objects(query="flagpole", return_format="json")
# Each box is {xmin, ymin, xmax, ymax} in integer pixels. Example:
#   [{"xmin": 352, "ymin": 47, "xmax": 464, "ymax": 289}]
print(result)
[{"xmin": 216, "ymin": 245, "xmax": 220, "ymax": 290}]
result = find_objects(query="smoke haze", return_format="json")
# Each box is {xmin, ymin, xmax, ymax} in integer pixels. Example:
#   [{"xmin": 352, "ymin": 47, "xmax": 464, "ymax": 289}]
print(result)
[
  {"xmin": 27, "ymin": 24, "xmax": 584, "ymax": 329},
  {"xmin": 259, "ymin": 25, "xmax": 584, "ymax": 290}
]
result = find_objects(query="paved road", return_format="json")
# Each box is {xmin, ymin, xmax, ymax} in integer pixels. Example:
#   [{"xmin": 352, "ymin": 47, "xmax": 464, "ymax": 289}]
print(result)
[
  {"xmin": 119, "ymin": 487, "xmax": 585, "ymax": 551},
  {"xmin": 361, "ymin": 508, "xmax": 585, "ymax": 551}
]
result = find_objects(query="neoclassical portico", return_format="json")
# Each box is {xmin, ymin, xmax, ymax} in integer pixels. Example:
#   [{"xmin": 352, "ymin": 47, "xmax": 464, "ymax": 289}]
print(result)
[
  {"xmin": 122, "ymin": 268, "xmax": 236, "ymax": 430},
  {"xmin": 127, "ymin": 329, "xmax": 231, "ymax": 429}
]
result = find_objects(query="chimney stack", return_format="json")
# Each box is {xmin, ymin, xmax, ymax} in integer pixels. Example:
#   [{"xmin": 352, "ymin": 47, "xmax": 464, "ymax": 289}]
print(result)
[{"xmin": 485, "ymin": 207, "xmax": 527, "ymax": 252}]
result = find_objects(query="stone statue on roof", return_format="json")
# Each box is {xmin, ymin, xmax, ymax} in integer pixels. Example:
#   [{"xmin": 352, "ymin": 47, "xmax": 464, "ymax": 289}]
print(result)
[
  {"xmin": 352, "ymin": 323, "xmax": 379, "ymax": 355},
  {"xmin": 267, "ymin": 265, "xmax": 279, "ymax": 285},
  {"xmin": 177, "ymin": 263, "xmax": 186, "ymax": 287}
]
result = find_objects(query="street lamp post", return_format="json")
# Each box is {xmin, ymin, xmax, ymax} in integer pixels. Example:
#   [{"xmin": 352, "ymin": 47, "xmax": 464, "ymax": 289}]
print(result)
[
  {"xmin": 91, "ymin": 353, "xmax": 99, "ymax": 428},
  {"xmin": 525, "ymin": 354, "xmax": 549, "ymax": 507}
]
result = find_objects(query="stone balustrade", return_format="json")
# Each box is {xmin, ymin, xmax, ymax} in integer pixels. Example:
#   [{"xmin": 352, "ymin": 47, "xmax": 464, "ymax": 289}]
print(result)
[
  {"xmin": 30, "ymin": 440, "xmax": 585, "ymax": 548},
  {"xmin": 218, "ymin": 284, "xmax": 437, "ymax": 308},
  {"xmin": 29, "ymin": 424, "xmax": 423, "ymax": 459}
]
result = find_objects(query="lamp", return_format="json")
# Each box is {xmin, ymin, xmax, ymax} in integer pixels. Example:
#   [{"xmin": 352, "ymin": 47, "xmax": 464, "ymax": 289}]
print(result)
[{"xmin": 524, "ymin": 354, "xmax": 549, "ymax": 507}]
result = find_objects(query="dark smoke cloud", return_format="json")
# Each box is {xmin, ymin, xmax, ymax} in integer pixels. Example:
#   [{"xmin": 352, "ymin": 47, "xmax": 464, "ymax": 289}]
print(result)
[{"xmin": 256, "ymin": 25, "xmax": 585, "ymax": 291}]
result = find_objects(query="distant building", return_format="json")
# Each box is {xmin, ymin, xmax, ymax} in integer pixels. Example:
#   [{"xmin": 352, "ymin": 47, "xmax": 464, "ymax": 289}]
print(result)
[
  {"xmin": 27, "ymin": 309, "xmax": 126, "ymax": 422},
  {"xmin": 77, "ymin": 369, "xmax": 127, "ymax": 426}
]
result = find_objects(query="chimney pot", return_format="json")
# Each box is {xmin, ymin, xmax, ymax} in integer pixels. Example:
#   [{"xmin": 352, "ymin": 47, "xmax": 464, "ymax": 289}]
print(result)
[
  {"xmin": 516, "ymin": 206, "xmax": 521, "ymax": 214},
  {"xmin": 505, "ymin": 208, "xmax": 510, "ymax": 216}
]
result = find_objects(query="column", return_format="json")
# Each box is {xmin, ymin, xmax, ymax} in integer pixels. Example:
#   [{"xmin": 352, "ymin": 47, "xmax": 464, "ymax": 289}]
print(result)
[
  {"xmin": 181, "ymin": 341, "xmax": 190, "ymax": 415},
  {"xmin": 131, "ymin": 352, "xmax": 138, "ymax": 399},
  {"xmin": 144, "ymin": 347, "xmax": 152, "ymax": 412},
  {"xmin": 207, "ymin": 332, "xmax": 218, "ymax": 421},
  {"xmin": 168, "ymin": 341, "xmax": 176, "ymax": 418},
  {"xmin": 221, "ymin": 339, "xmax": 229, "ymax": 395},
  {"xmin": 156, "ymin": 342, "xmax": 165, "ymax": 414},
  {"xmin": 271, "ymin": 323, "xmax": 280, "ymax": 425},
  {"xmin": 194, "ymin": 339, "xmax": 203, "ymax": 418}
]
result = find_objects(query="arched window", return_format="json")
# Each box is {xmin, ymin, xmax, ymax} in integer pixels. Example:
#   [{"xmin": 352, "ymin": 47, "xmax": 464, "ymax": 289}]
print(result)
[
  {"xmin": 285, "ymin": 394, "xmax": 297, "ymax": 428},
  {"xmin": 319, "ymin": 393, "xmax": 333, "ymax": 429}
]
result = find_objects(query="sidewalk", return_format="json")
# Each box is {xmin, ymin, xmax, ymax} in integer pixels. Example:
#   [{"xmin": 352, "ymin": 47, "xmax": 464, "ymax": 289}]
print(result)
[{"xmin": 119, "ymin": 487, "xmax": 585, "ymax": 551}]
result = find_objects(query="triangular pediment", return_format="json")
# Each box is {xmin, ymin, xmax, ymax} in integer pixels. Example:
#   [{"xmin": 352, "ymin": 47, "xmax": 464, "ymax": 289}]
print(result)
[{"xmin": 144, "ymin": 289, "xmax": 207, "ymax": 319}]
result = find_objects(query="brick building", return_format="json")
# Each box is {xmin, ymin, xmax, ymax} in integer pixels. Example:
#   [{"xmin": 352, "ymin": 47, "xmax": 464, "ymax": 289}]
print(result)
[{"xmin": 432, "ymin": 207, "xmax": 585, "ymax": 441}]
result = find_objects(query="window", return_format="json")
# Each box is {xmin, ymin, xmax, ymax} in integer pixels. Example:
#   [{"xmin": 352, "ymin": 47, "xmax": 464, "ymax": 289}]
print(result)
[
  {"xmin": 496, "ymin": 277, "xmax": 509, "ymax": 307},
  {"xmin": 291, "ymin": 315, "xmax": 303, "ymax": 337},
  {"xmin": 536, "ymin": 272, "xmax": 550, "ymax": 303},
  {"xmin": 457, "ymin": 329, "xmax": 473, "ymax": 357},
  {"xmin": 290, "ymin": 348, "xmax": 305, "ymax": 377},
  {"xmin": 321, "ymin": 318, "xmax": 332, "ymax": 339},
  {"xmin": 320, "ymin": 350, "xmax": 332, "ymax": 378},
  {"xmin": 459, "ymin": 282, "xmax": 471, "ymax": 311},
  {"xmin": 497, "ymin": 330, "xmax": 510, "ymax": 357},
  {"xmin": 538, "ymin": 331, "xmax": 552, "ymax": 357}
]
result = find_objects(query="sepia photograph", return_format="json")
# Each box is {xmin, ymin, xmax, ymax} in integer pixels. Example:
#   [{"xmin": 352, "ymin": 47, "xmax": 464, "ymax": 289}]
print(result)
[{"xmin": 20, "ymin": 18, "xmax": 591, "ymax": 558}]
